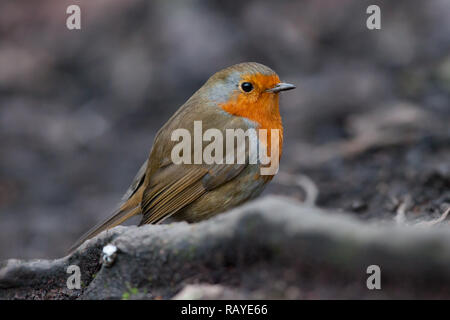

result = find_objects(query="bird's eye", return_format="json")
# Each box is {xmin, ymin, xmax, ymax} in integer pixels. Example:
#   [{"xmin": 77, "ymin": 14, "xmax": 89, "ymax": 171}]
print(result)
[{"xmin": 240, "ymin": 82, "xmax": 253, "ymax": 92}]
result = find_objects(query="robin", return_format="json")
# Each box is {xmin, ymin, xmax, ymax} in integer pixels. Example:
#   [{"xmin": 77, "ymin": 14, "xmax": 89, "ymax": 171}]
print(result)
[{"xmin": 70, "ymin": 62, "xmax": 295, "ymax": 252}]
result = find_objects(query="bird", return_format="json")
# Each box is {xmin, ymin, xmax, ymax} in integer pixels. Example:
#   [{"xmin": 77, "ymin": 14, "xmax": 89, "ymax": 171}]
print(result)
[{"xmin": 69, "ymin": 62, "xmax": 295, "ymax": 252}]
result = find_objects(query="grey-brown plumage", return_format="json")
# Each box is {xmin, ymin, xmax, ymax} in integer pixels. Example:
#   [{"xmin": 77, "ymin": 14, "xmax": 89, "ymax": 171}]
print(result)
[{"xmin": 69, "ymin": 62, "xmax": 295, "ymax": 252}]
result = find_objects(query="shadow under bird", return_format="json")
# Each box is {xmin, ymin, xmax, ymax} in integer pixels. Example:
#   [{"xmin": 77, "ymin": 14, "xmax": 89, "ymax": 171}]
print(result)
[{"xmin": 70, "ymin": 62, "xmax": 295, "ymax": 252}]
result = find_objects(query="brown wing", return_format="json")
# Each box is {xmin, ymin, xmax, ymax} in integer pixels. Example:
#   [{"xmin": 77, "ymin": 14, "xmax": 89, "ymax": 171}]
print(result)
[
  {"xmin": 120, "ymin": 159, "xmax": 148, "ymax": 203},
  {"xmin": 139, "ymin": 164, "xmax": 208, "ymax": 224},
  {"xmin": 138, "ymin": 100, "xmax": 254, "ymax": 225},
  {"xmin": 139, "ymin": 154, "xmax": 249, "ymax": 225}
]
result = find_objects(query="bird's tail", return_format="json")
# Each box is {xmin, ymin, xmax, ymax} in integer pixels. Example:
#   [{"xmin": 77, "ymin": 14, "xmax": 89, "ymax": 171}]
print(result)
[{"xmin": 68, "ymin": 205, "xmax": 140, "ymax": 254}]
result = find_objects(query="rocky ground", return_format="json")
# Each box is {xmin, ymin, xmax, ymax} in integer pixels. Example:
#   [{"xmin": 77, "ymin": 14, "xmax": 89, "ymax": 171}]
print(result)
[{"xmin": 1, "ymin": 197, "xmax": 450, "ymax": 299}]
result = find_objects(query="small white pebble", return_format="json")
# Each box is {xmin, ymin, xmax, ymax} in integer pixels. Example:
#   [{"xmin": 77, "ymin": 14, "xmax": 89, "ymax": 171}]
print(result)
[
  {"xmin": 101, "ymin": 244, "xmax": 118, "ymax": 267},
  {"xmin": 103, "ymin": 244, "xmax": 117, "ymax": 256}
]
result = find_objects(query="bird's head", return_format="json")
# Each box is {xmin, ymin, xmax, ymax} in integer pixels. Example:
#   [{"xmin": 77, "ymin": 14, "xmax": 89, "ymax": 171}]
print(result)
[{"xmin": 200, "ymin": 62, "xmax": 295, "ymax": 130}]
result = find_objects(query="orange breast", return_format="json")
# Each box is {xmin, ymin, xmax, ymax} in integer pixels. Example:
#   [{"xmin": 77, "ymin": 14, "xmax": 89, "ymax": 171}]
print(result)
[{"xmin": 219, "ymin": 74, "xmax": 283, "ymax": 159}]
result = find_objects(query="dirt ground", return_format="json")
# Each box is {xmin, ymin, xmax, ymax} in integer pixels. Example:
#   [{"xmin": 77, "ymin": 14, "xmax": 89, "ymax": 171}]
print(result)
[{"xmin": 268, "ymin": 103, "xmax": 450, "ymax": 223}]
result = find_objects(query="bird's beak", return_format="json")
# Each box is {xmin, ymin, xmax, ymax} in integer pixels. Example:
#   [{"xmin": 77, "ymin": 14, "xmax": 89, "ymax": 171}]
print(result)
[{"xmin": 266, "ymin": 82, "xmax": 296, "ymax": 93}]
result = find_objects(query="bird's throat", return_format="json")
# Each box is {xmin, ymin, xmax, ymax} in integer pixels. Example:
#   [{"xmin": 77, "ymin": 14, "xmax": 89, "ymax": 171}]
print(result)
[{"xmin": 220, "ymin": 93, "xmax": 283, "ymax": 159}]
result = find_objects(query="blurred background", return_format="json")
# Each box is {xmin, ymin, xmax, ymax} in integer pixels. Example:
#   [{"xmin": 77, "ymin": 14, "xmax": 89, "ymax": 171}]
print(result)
[{"xmin": 0, "ymin": 0, "xmax": 449, "ymax": 259}]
